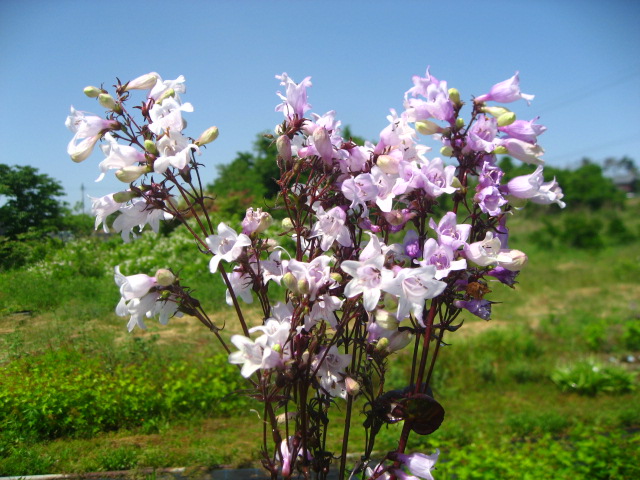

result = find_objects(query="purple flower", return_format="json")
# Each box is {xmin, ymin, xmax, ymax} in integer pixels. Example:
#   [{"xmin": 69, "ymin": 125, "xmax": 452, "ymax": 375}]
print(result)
[
  {"xmin": 429, "ymin": 212, "xmax": 471, "ymax": 250},
  {"xmin": 474, "ymin": 185, "xmax": 507, "ymax": 217},
  {"xmin": 419, "ymin": 238, "xmax": 467, "ymax": 280},
  {"xmin": 395, "ymin": 450, "xmax": 440, "ymax": 480},
  {"xmin": 499, "ymin": 117, "xmax": 546, "ymax": 143},
  {"xmin": 309, "ymin": 206, "xmax": 352, "ymax": 251},
  {"xmin": 487, "ymin": 266, "xmax": 519, "ymax": 286},
  {"xmin": 455, "ymin": 299, "xmax": 493, "ymax": 320},
  {"xmin": 467, "ymin": 115, "xmax": 499, "ymax": 153},
  {"xmin": 475, "ymin": 71, "xmax": 534, "ymax": 105},
  {"xmin": 275, "ymin": 72, "xmax": 312, "ymax": 119}
]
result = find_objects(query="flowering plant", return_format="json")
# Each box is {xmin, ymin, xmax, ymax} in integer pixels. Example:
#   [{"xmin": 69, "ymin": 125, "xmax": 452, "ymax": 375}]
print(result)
[{"xmin": 67, "ymin": 69, "xmax": 563, "ymax": 480}]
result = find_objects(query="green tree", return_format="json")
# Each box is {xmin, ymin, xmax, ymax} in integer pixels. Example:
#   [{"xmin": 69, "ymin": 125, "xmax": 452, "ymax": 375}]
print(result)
[{"xmin": 0, "ymin": 164, "xmax": 65, "ymax": 238}]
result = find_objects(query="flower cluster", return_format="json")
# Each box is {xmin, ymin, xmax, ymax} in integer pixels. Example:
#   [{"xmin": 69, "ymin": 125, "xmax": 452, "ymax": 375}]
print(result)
[{"xmin": 67, "ymin": 69, "xmax": 563, "ymax": 480}]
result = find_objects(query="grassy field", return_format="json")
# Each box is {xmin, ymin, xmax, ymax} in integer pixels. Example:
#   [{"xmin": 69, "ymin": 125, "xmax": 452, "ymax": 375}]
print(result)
[{"xmin": 1, "ymin": 204, "xmax": 639, "ymax": 478}]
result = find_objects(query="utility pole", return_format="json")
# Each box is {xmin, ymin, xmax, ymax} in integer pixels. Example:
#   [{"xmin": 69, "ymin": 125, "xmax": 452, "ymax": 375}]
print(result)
[{"xmin": 81, "ymin": 183, "xmax": 85, "ymax": 214}]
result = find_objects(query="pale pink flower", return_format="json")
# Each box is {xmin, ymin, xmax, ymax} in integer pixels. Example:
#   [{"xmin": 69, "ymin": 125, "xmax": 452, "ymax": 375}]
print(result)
[{"xmin": 206, "ymin": 223, "xmax": 252, "ymax": 272}]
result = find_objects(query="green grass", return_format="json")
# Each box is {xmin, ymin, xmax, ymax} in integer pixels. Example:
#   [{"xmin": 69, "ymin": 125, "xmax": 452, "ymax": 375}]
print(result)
[{"xmin": 1, "ymin": 205, "xmax": 639, "ymax": 476}]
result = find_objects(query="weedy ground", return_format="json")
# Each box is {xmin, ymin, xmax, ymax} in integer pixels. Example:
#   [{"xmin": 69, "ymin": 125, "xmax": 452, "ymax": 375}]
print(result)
[{"xmin": 1, "ymin": 204, "xmax": 640, "ymax": 478}]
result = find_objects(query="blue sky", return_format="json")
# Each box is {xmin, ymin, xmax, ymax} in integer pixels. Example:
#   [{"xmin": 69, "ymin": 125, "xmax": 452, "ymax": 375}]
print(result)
[{"xmin": 1, "ymin": 0, "xmax": 639, "ymax": 207}]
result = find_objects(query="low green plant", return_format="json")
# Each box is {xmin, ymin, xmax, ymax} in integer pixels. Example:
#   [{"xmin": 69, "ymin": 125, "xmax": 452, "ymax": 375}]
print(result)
[
  {"xmin": 0, "ymin": 349, "xmax": 251, "ymax": 442},
  {"xmin": 551, "ymin": 358, "xmax": 636, "ymax": 396}
]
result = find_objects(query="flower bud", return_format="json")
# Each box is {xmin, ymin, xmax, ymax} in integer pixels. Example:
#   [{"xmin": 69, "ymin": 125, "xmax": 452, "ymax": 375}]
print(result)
[
  {"xmin": 271, "ymin": 343, "xmax": 283, "ymax": 354},
  {"xmin": 276, "ymin": 135, "xmax": 292, "ymax": 164},
  {"xmin": 112, "ymin": 190, "xmax": 139, "ymax": 203},
  {"xmin": 375, "ymin": 337, "xmax": 390, "ymax": 352},
  {"xmin": 144, "ymin": 139, "xmax": 158, "ymax": 155},
  {"xmin": 155, "ymin": 268, "xmax": 176, "ymax": 286},
  {"xmin": 157, "ymin": 88, "xmax": 175, "ymax": 104},
  {"xmin": 440, "ymin": 146, "xmax": 454, "ymax": 157},
  {"xmin": 297, "ymin": 278, "xmax": 310, "ymax": 295},
  {"xmin": 330, "ymin": 272, "xmax": 343, "ymax": 283},
  {"xmin": 501, "ymin": 250, "xmax": 528, "ymax": 271},
  {"xmin": 448, "ymin": 88, "xmax": 461, "ymax": 105},
  {"xmin": 455, "ymin": 118, "xmax": 465, "ymax": 129},
  {"xmin": 282, "ymin": 272, "xmax": 298, "ymax": 292},
  {"xmin": 345, "ymin": 377, "xmax": 360, "ymax": 396},
  {"xmin": 492, "ymin": 146, "xmax": 509, "ymax": 155},
  {"xmin": 375, "ymin": 309, "xmax": 398, "ymax": 330},
  {"xmin": 415, "ymin": 120, "xmax": 443, "ymax": 135},
  {"xmin": 115, "ymin": 165, "xmax": 150, "ymax": 183},
  {"xmin": 125, "ymin": 72, "xmax": 159, "ymax": 91},
  {"xmin": 450, "ymin": 176, "xmax": 463, "ymax": 190},
  {"xmin": 195, "ymin": 126, "xmax": 219, "ymax": 146},
  {"xmin": 282, "ymin": 217, "xmax": 294, "ymax": 230},
  {"xmin": 497, "ymin": 112, "xmax": 517, "ymax": 127},
  {"xmin": 481, "ymin": 106, "xmax": 510, "ymax": 117},
  {"xmin": 376, "ymin": 154, "xmax": 400, "ymax": 174},
  {"xmin": 83, "ymin": 86, "xmax": 102, "ymax": 98},
  {"xmin": 98, "ymin": 93, "xmax": 117, "ymax": 111}
]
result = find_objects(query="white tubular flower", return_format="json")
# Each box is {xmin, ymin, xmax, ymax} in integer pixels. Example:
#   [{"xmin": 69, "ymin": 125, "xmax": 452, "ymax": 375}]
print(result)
[
  {"xmin": 97, "ymin": 134, "xmax": 146, "ymax": 181},
  {"xmin": 464, "ymin": 232, "xmax": 528, "ymax": 271},
  {"xmin": 90, "ymin": 193, "xmax": 122, "ymax": 233},
  {"xmin": 113, "ymin": 266, "xmax": 182, "ymax": 332},
  {"xmin": 112, "ymin": 198, "xmax": 173, "ymax": 242},
  {"xmin": 65, "ymin": 106, "xmax": 118, "ymax": 162},
  {"xmin": 309, "ymin": 206, "xmax": 352, "ymax": 251},
  {"xmin": 382, "ymin": 266, "xmax": 446, "ymax": 323},
  {"xmin": 206, "ymin": 223, "xmax": 252, "ymax": 273},
  {"xmin": 228, "ymin": 334, "xmax": 280, "ymax": 378},
  {"xmin": 148, "ymin": 97, "xmax": 193, "ymax": 135}
]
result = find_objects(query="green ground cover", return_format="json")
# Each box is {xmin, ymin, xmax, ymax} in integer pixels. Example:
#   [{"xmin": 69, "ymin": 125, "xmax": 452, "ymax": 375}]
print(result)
[{"xmin": 1, "ymin": 204, "xmax": 639, "ymax": 477}]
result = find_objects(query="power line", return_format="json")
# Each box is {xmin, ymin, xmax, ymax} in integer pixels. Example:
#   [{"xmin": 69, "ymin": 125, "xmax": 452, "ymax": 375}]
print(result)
[
  {"xmin": 546, "ymin": 132, "xmax": 640, "ymax": 164},
  {"xmin": 535, "ymin": 68, "xmax": 640, "ymax": 114}
]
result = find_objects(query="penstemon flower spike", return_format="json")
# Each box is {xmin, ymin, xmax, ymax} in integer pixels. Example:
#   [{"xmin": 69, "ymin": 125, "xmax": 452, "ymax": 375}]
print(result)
[{"xmin": 67, "ymin": 68, "xmax": 563, "ymax": 480}]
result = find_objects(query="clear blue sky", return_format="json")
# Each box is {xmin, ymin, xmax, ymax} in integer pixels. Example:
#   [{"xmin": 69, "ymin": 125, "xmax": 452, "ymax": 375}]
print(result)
[{"xmin": 1, "ymin": 0, "xmax": 639, "ymax": 207}]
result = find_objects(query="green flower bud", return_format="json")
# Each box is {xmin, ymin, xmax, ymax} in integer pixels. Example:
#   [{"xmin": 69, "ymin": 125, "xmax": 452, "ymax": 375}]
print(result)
[
  {"xmin": 448, "ymin": 88, "xmax": 461, "ymax": 105},
  {"xmin": 450, "ymin": 176, "xmax": 463, "ymax": 190},
  {"xmin": 481, "ymin": 106, "xmax": 510, "ymax": 118},
  {"xmin": 195, "ymin": 126, "xmax": 219, "ymax": 146},
  {"xmin": 440, "ymin": 146, "xmax": 454, "ymax": 157},
  {"xmin": 155, "ymin": 268, "xmax": 176, "ymax": 286},
  {"xmin": 112, "ymin": 190, "xmax": 139, "ymax": 203},
  {"xmin": 282, "ymin": 217, "xmax": 294, "ymax": 230},
  {"xmin": 375, "ymin": 337, "xmax": 390, "ymax": 352},
  {"xmin": 493, "ymin": 146, "xmax": 509, "ymax": 155},
  {"xmin": 115, "ymin": 165, "xmax": 150, "ymax": 183},
  {"xmin": 271, "ymin": 343, "xmax": 282, "ymax": 353},
  {"xmin": 455, "ymin": 117, "xmax": 465, "ymax": 129},
  {"xmin": 144, "ymin": 139, "xmax": 158, "ymax": 155},
  {"xmin": 497, "ymin": 112, "xmax": 517, "ymax": 127},
  {"xmin": 415, "ymin": 120, "xmax": 442, "ymax": 135},
  {"xmin": 330, "ymin": 272, "xmax": 343, "ymax": 284},
  {"xmin": 157, "ymin": 88, "xmax": 175, "ymax": 104},
  {"xmin": 98, "ymin": 93, "xmax": 117, "ymax": 111},
  {"xmin": 297, "ymin": 278, "xmax": 310, "ymax": 295},
  {"xmin": 83, "ymin": 86, "xmax": 102, "ymax": 98},
  {"xmin": 282, "ymin": 272, "xmax": 297, "ymax": 292},
  {"xmin": 377, "ymin": 154, "xmax": 400, "ymax": 174}
]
